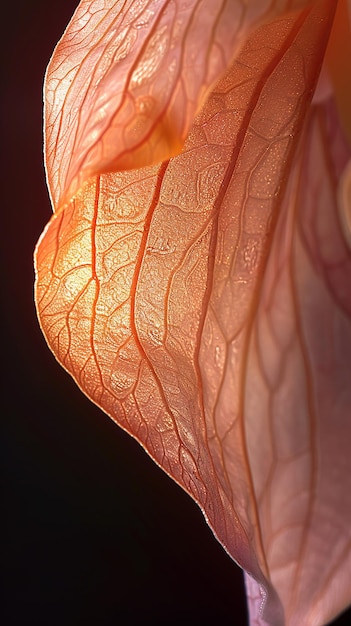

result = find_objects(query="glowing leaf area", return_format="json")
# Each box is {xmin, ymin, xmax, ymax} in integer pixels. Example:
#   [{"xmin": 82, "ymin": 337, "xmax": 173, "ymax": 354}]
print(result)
[{"xmin": 35, "ymin": 2, "xmax": 351, "ymax": 625}]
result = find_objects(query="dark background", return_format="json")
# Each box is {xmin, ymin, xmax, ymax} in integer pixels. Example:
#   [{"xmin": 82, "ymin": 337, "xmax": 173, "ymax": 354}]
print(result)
[{"xmin": 1, "ymin": 2, "xmax": 350, "ymax": 625}]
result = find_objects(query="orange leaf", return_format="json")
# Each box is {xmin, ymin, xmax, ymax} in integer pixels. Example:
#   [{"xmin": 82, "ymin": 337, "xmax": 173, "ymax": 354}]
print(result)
[{"xmin": 35, "ymin": 2, "xmax": 351, "ymax": 624}]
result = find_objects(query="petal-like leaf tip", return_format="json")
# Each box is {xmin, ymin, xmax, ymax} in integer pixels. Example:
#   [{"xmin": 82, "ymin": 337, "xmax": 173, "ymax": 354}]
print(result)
[{"xmin": 44, "ymin": 0, "xmax": 317, "ymax": 208}]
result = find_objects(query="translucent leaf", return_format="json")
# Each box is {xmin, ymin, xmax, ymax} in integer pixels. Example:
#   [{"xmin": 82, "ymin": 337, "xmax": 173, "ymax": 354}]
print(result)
[{"xmin": 35, "ymin": 1, "xmax": 351, "ymax": 624}]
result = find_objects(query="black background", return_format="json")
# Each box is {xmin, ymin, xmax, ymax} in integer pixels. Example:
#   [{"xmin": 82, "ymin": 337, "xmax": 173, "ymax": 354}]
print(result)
[{"xmin": 1, "ymin": 2, "xmax": 350, "ymax": 625}]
